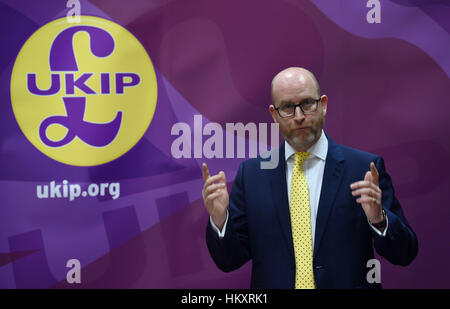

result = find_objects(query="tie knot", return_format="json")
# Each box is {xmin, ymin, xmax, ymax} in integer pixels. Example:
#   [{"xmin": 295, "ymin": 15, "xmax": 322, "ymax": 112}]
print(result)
[{"xmin": 294, "ymin": 152, "xmax": 310, "ymax": 166}]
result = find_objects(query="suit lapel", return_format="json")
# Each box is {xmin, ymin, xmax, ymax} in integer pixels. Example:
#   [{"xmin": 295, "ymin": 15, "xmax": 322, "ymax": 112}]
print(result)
[
  {"xmin": 268, "ymin": 143, "xmax": 295, "ymax": 260},
  {"xmin": 313, "ymin": 137, "xmax": 345, "ymax": 258},
  {"xmin": 267, "ymin": 139, "xmax": 346, "ymax": 260}
]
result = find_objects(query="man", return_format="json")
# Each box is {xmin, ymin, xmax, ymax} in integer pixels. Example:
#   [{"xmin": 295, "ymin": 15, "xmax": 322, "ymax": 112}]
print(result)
[{"xmin": 202, "ymin": 67, "xmax": 418, "ymax": 289}]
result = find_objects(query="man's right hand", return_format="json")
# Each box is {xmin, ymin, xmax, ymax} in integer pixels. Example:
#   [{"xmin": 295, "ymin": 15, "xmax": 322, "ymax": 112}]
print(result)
[{"xmin": 202, "ymin": 163, "xmax": 229, "ymax": 231}]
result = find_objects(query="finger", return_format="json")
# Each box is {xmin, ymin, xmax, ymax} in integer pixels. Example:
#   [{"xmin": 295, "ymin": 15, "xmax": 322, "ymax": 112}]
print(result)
[
  {"xmin": 205, "ymin": 190, "xmax": 222, "ymax": 203},
  {"xmin": 351, "ymin": 180, "xmax": 380, "ymax": 191},
  {"xmin": 351, "ymin": 188, "xmax": 381, "ymax": 199},
  {"xmin": 356, "ymin": 196, "xmax": 381, "ymax": 205},
  {"xmin": 202, "ymin": 163, "xmax": 210, "ymax": 182},
  {"xmin": 350, "ymin": 181, "xmax": 381, "ymax": 192},
  {"xmin": 204, "ymin": 173, "xmax": 224, "ymax": 188},
  {"xmin": 204, "ymin": 183, "xmax": 226, "ymax": 196},
  {"xmin": 370, "ymin": 162, "xmax": 379, "ymax": 185}
]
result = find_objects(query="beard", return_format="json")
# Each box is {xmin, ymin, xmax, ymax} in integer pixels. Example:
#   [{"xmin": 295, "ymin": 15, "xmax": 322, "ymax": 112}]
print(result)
[
  {"xmin": 283, "ymin": 113, "xmax": 324, "ymax": 151},
  {"xmin": 287, "ymin": 128, "xmax": 318, "ymax": 151}
]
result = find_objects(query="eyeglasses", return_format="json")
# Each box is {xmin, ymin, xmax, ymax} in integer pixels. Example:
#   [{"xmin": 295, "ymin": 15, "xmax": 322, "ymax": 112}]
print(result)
[{"xmin": 274, "ymin": 97, "xmax": 321, "ymax": 118}]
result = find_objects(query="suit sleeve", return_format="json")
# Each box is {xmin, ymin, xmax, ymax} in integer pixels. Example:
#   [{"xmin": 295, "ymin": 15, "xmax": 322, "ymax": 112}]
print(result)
[
  {"xmin": 371, "ymin": 156, "xmax": 419, "ymax": 266},
  {"xmin": 205, "ymin": 162, "xmax": 251, "ymax": 272}
]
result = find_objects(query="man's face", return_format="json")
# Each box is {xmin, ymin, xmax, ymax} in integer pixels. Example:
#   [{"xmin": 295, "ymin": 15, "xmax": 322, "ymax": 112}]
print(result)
[{"xmin": 269, "ymin": 73, "xmax": 327, "ymax": 152}]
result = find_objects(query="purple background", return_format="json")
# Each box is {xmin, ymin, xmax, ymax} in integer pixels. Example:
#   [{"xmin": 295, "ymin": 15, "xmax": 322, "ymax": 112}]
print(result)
[{"xmin": 0, "ymin": 0, "xmax": 449, "ymax": 288}]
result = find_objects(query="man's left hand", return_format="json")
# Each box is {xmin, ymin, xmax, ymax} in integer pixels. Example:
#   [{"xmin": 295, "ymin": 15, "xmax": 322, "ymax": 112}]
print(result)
[{"xmin": 350, "ymin": 162, "xmax": 384, "ymax": 224}]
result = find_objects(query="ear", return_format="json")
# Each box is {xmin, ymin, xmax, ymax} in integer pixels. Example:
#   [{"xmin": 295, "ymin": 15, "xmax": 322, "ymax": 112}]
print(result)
[
  {"xmin": 320, "ymin": 95, "xmax": 328, "ymax": 116},
  {"xmin": 269, "ymin": 105, "xmax": 279, "ymax": 123}
]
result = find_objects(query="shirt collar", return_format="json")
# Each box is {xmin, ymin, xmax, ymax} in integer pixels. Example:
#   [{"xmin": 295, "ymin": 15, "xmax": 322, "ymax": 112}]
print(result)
[{"xmin": 285, "ymin": 129, "xmax": 328, "ymax": 162}]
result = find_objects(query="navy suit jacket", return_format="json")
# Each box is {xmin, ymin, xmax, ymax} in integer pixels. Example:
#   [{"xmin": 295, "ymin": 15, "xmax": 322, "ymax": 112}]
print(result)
[{"xmin": 206, "ymin": 136, "xmax": 418, "ymax": 289}]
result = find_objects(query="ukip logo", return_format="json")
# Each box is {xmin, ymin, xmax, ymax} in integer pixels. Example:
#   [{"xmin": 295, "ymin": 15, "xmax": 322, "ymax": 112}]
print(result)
[
  {"xmin": 35, "ymin": 26, "xmax": 125, "ymax": 148},
  {"xmin": 11, "ymin": 16, "xmax": 158, "ymax": 166}
]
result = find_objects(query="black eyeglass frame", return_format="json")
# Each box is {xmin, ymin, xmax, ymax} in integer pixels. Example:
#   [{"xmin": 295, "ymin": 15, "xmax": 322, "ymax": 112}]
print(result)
[{"xmin": 274, "ymin": 97, "xmax": 322, "ymax": 118}]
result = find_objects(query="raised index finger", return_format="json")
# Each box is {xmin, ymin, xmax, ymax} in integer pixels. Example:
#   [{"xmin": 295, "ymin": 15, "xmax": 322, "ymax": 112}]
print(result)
[
  {"xmin": 202, "ymin": 163, "xmax": 210, "ymax": 182},
  {"xmin": 370, "ymin": 162, "xmax": 379, "ymax": 185}
]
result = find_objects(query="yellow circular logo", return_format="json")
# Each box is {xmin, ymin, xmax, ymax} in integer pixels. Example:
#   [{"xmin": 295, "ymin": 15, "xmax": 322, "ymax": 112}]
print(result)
[{"xmin": 10, "ymin": 16, "xmax": 157, "ymax": 166}]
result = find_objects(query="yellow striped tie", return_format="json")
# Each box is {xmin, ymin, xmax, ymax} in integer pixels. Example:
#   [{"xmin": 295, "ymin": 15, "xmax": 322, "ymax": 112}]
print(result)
[{"xmin": 290, "ymin": 152, "xmax": 315, "ymax": 289}]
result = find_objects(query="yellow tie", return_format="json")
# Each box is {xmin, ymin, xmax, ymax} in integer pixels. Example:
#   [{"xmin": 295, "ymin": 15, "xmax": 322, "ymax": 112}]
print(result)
[{"xmin": 290, "ymin": 152, "xmax": 315, "ymax": 289}]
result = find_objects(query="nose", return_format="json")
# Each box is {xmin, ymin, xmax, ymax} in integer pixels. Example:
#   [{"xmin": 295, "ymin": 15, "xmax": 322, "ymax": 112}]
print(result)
[{"xmin": 293, "ymin": 105, "xmax": 305, "ymax": 121}]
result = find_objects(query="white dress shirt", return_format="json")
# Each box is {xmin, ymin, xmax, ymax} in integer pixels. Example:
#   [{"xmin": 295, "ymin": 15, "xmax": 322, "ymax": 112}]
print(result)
[{"xmin": 211, "ymin": 130, "xmax": 387, "ymax": 239}]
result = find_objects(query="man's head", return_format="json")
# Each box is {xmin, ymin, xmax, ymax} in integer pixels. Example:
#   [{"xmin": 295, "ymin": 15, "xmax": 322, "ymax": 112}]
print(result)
[{"xmin": 269, "ymin": 67, "xmax": 328, "ymax": 152}]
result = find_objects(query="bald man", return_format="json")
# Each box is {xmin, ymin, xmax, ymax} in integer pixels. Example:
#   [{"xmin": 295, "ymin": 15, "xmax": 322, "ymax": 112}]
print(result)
[{"xmin": 203, "ymin": 68, "xmax": 418, "ymax": 289}]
